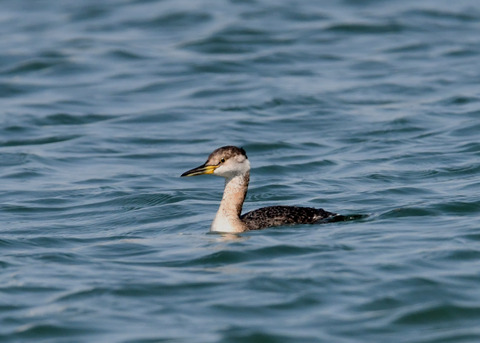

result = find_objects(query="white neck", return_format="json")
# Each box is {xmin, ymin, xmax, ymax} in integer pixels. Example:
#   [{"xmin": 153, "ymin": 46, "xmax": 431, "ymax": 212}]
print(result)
[{"xmin": 210, "ymin": 172, "xmax": 250, "ymax": 233}]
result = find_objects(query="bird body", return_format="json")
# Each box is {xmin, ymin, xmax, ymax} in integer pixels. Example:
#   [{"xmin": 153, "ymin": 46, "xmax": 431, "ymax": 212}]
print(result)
[
  {"xmin": 181, "ymin": 146, "xmax": 339, "ymax": 233},
  {"xmin": 241, "ymin": 206, "xmax": 336, "ymax": 231}
]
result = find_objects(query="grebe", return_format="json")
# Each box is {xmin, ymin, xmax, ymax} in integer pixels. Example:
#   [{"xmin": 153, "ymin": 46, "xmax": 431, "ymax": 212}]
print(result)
[{"xmin": 181, "ymin": 146, "xmax": 343, "ymax": 233}]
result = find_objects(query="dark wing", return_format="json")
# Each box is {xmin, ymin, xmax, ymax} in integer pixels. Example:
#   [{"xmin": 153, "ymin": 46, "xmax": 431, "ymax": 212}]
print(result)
[{"xmin": 240, "ymin": 206, "xmax": 338, "ymax": 231}]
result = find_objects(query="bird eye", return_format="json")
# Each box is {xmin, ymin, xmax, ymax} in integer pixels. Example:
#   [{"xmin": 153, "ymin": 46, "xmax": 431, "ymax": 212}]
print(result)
[{"xmin": 221, "ymin": 158, "xmax": 225, "ymax": 163}]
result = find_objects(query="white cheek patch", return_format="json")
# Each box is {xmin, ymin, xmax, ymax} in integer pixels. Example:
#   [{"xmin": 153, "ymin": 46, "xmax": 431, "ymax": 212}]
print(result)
[
  {"xmin": 213, "ymin": 162, "xmax": 234, "ymax": 176},
  {"xmin": 213, "ymin": 156, "xmax": 250, "ymax": 177},
  {"xmin": 238, "ymin": 158, "xmax": 250, "ymax": 175}
]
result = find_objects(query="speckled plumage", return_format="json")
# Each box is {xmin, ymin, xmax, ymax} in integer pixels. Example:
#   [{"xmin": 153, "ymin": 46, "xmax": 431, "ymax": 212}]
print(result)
[
  {"xmin": 181, "ymin": 145, "xmax": 341, "ymax": 233},
  {"xmin": 241, "ymin": 206, "xmax": 337, "ymax": 230}
]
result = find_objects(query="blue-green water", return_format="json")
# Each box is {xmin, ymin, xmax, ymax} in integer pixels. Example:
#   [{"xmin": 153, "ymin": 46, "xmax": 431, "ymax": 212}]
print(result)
[{"xmin": 1, "ymin": 0, "xmax": 480, "ymax": 342}]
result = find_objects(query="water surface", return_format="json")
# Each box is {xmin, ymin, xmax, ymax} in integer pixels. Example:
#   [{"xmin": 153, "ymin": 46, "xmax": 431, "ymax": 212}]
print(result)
[{"xmin": 1, "ymin": 0, "xmax": 480, "ymax": 342}]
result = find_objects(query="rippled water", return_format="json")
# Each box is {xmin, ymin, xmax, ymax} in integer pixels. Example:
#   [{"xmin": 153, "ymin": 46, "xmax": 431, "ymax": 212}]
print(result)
[{"xmin": 1, "ymin": 0, "xmax": 480, "ymax": 342}]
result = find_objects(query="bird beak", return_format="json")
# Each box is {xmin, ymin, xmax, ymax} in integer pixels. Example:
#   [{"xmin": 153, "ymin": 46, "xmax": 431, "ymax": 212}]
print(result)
[{"xmin": 181, "ymin": 163, "xmax": 218, "ymax": 177}]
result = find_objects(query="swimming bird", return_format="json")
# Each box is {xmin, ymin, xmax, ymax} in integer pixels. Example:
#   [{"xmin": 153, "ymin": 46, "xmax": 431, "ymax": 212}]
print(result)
[{"xmin": 181, "ymin": 146, "xmax": 343, "ymax": 233}]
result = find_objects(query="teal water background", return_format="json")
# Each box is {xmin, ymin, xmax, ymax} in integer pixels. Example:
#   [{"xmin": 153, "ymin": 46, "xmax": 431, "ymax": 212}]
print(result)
[{"xmin": 1, "ymin": 0, "xmax": 480, "ymax": 342}]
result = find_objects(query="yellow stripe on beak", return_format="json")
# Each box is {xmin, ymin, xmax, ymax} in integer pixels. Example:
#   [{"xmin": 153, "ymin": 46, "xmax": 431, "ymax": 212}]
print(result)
[{"xmin": 181, "ymin": 164, "xmax": 218, "ymax": 177}]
